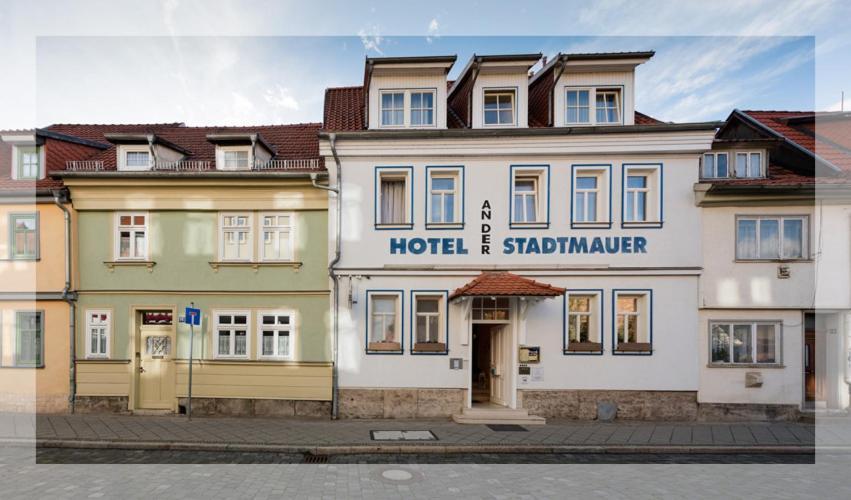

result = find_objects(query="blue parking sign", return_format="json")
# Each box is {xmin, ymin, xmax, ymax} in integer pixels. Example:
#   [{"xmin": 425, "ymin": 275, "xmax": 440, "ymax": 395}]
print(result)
[{"xmin": 184, "ymin": 307, "xmax": 201, "ymax": 326}]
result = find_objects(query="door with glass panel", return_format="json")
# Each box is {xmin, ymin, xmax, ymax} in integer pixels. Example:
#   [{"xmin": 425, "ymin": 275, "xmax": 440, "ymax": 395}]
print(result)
[{"xmin": 136, "ymin": 310, "xmax": 176, "ymax": 410}]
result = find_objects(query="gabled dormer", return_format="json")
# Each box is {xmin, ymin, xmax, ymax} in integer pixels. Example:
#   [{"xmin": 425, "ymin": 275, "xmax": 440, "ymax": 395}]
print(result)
[
  {"xmin": 206, "ymin": 133, "xmax": 276, "ymax": 170},
  {"xmin": 448, "ymin": 53, "xmax": 542, "ymax": 129},
  {"xmin": 364, "ymin": 55, "xmax": 457, "ymax": 130},
  {"xmin": 528, "ymin": 51, "xmax": 654, "ymax": 128},
  {"xmin": 104, "ymin": 133, "xmax": 191, "ymax": 171}
]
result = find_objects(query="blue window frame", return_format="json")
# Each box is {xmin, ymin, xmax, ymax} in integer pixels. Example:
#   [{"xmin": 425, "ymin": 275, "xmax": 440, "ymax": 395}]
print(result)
[
  {"xmin": 410, "ymin": 290, "xmax": 449, "ymax": 355},
  {"xmin": 366, "ymin": 290, "xmax": 404, "ymax": 354},
  {"xmin": 611, "ymin": 289, "xmax": 653, "ymax": 355},
  {"xmin": 509, "ymin": 165, "xmax": 550, "ymax": 229},
  {"xmin": 425, "ymin": 166, "xmax": 465, "ymax": 229},
  {"xmin": 571, "ymin": 164, "xmax": 612, "ymax": 229},
  {"xmin": 621, "ymin": 163, "xmax": 663, "ymax": 229},
  {"xmin": 563, "ymin": 290, "xmax": 604, "ymax": 355}
]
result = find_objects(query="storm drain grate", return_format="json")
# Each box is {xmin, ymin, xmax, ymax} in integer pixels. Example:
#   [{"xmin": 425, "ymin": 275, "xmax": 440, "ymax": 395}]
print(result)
[
  {"xmin": 370, "ymin": 430, "xmax": 438, "ymax": 441},
  {"xmin": 302, "ymin": 454, "xmax": 329, "ymax": 464},
  {"xmin": 486, "ymin": 424, "xmax": 528, "ymax": 432}
]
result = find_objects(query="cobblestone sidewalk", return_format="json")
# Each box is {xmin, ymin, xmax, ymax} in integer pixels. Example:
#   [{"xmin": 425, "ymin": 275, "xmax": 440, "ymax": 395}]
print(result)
[{"xmin": 0, "ymin": 412, "xmax": 832, "ymax": 451}]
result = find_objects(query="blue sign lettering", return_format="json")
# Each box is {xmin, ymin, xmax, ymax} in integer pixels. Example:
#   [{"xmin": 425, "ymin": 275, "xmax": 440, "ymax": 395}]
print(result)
[
  {"xmin": 390, "ymin": 238, "xmax": 469, "ymax": 255},
  {"xmin": 502, "ymin": 236, "xmax": 649, "ymax": 255}
]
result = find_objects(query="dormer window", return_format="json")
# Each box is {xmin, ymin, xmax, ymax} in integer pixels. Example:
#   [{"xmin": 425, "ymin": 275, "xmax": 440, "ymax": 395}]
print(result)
[
  {"xmin": 410, "ymin": 91, "xmax": 435, "ymax": 126},
  {"xmin": 483, "ymin": 90, "xmax": 515, "ymax": 126},
  {"xmin": 378, "ymin": 90, "xmax": 436, "ymax": 128},
  {"xmin": 380, "ymin": 91, "xmax": 405, "ymax": 126},
  {"xmin": 564, "ymin": 87, "xmax": 623, "ymax": 126},
  {"xmin": 125, "ymin": 151, "xmax": 150, "ymax": 168},
  {"xmin": 224, "ymin": 149, "xmax": 250, "ymax": 170}
]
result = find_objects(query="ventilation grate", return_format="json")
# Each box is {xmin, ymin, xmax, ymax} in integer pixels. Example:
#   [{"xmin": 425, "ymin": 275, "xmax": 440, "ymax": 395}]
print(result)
[{"xmin": 302, "ymin": 454, "xmax": 329, "ymax": 464}]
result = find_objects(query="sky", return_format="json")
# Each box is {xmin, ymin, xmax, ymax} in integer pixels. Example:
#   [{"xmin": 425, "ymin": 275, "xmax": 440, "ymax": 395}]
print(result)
[{"xmin": 0, "ymin": 0, "xmax": 849, "ymax": 129}]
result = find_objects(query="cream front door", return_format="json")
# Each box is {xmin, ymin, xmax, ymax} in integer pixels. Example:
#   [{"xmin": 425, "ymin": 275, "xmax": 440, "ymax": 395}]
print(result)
[
  {"xmin": 138, "ymin": 325, "xmax": 176, "ymax": 410},
  {"xmin": 490, "ymin": 326, "xmax": 507, "ymax": 406}
]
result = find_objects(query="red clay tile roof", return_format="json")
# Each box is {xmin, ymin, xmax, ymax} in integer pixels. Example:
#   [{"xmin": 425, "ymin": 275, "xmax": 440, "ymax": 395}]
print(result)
[
  {"xmin": 46, "ymin": 122, "xmax": 324, "ymax": 171},
  {"xmin": 450, "ymin": 272, "xmax": 565, "ymax": 300},
  {"xmin": 324, "ymin": 85, "xmax": 663, "ymax": 131}
]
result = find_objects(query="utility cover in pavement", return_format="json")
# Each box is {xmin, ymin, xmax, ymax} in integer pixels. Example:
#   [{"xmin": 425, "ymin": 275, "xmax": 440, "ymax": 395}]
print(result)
[
  {"xmin": 370, "ymin": 430, "xmax": 438, "ymax": 441},
  {"xmin": 486, "ymin": 424, "xmax": 528, "ymax": 432}
]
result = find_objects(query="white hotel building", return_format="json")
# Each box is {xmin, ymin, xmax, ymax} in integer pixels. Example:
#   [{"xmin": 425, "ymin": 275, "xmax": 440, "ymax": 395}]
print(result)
[{"xmin": 319, "ymin": 52, "xmax": 850, "ymax": 422}]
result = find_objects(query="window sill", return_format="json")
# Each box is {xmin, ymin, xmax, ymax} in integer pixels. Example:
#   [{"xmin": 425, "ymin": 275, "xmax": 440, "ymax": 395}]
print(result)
[
  {"xmin": 77, "ymin": 359, "xmax": 129, "ymax": 364},
  {"xmin": 707, "ymin": 363, "xmax": 785, "ymax": 369},
  {"xmin": 375, "ymin": 223, "xmax": 414, "ymax": 231},
  {"xmin": 0, "ymin": 365, "xmax": 45, "ymax": 369},
  {"xmin": 613, "ymin": 342, "xmax": 652, "ymax": 354},
  {"xmin": 564, "ymin": 342, "xmax": 603, "ymax": 353},
  {"xmin": 367, "ymin": 341, "xmax": 402, "ymax": 353},
  {"xmin": 571, "ymin": 222, "xmax": 612, "ymax": 230},
  {"xmin": 0, "ymin": 257, "xmax": 40, "ymax": 262},
  {"xmin": 621, "ymin": 221, "xmax": 663, "ymax": 229},
  {"xmin": 208, "ymin": 261, "xmax": 303, "ymax": 273},
  {"xmin": 104, "ymin": 260, "xmax": 156, "ymax": 272},
  {"xmin": 509, "ymin": 222, "xmax": 549, "ymax": 230},
  {"xmin": 734, "ymin": 259, "xmax": 812, "ymax": 264},
  {"xmin": 425, "ymin": 223, "xmax": 464, "ymax": 231},
  {"xmin": 412, "ymin": 342, "xmax": 447, "ymax": 354}
]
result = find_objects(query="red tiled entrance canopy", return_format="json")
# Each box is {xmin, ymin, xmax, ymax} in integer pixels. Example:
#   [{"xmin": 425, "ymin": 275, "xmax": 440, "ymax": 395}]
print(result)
[{"xmin": 449, "ymin": 272, "xmax": 566, "ymax": 300}]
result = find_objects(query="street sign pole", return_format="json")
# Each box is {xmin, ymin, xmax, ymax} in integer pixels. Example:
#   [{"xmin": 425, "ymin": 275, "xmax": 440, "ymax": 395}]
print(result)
[{"xmin": 188, "ymin": 301, "xmax": 195, "ymax": 421}]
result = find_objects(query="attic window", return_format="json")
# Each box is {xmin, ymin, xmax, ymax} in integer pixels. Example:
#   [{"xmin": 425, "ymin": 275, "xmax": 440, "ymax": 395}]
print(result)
[
  {"xmin": 483, "ymin": 90, "xmax": 515, "ymax": 126},
  {"xmin": 595, "ymin": 90, "xmax": 620, "ymax": 124},
  {"xmin": 224, "ymin": 150, "xmax": 250, "ymax": 169}
]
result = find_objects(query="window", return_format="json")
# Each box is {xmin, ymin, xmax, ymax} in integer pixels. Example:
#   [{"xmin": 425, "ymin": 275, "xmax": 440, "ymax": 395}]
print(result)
[
  {"xmin": 566, "ymin": 90, "xmax": 590, "ymax": 124},
  {"xmin": 380, "ymin": 92, "xmax": 405, "ymax": 126},
  {"xmin": 115, "ymin": 213, "xmax": 148, "ymax": 260},
  {"xmin": 376, "ymin": 168, "xmax": 412, "ymax": 227},
  {"xmin": 565, "ymin": 292, "xmax": 602, "ymax": 353},
  {"xmin": 10, "ymin": 213, "xmax": 38, "ymax": 260},
  {"xmin": 622, "ymin": 164, "xmax": 662, "ymax": 227},
  {"xmin": 483, "ymin": 90, "xmax": 515, "ymax": 126},
  {"xmin": 410, "ymin": 91, "xmax": 435, "ymax": 126},
  {"xmin": 412, "ymin": 293, "xmax": 447, "ymax": 353},
  {"xmin": 734, "ymin": 151, "xmax": 763, "ymax": 178},
  {"xmin": 14, "ymin": 145, "xmax": 41, "ymax": 180},
  {"xmin": 572, "ymin": 166, "xmax": 610, "ymax": 227},
  {"xmin": 257, "ymin": 311, "xmax": 293, "ymax": 359},
  {"xmin": 595, "ymin": 90, "xmax": 620, "ymax": 123},
  {"xmin": 736, "ymin": 215, "xmax": 807, "ymax": 260},
  {"xmin": 85, "ymin": 310, "xmax": 111, "ymax": 359},
  {"xmin": 261, "ymin": 214, "xmax": 293, "ymax": 261},
  {"xmin": 214, "ymin": 312, "xmax": 249, "ymax": 358},
  {"xmin": 367, "ymin": 292, "xmax": 402, "ymax": 352},
  {"xmin": 511, "ymin": 166, "xmax": 548, "ymax": 227},
  {"xmin": 613, "ymin": 291, "xmax": 651, "ymax": 353},
  {"xmin": 15, "ymin": 311, "xmax": 43, "ymax": 367},
  {"xmin": 427, "ymin": 168, "xmax": 462, "ymax": 227},
  {"xmin": 710, "ymin": 322, "xmax": 780, "ymax": 365},
  {"xmin": 220, "ymin": 213, "xmax": 253, "ymax": 261},
  {"xmin": 224, "ymin": 150, "xmax": 250, "ymax": 170},
  {"xmin": 125, "ymin": 151, "xmax": 150, "ymax": 168},
  {"xmin": 702, "ymin": 152, "xmax": 729, "ymax": 179},
  {"xmin": 472, "ymin": 297, "xmax": 510, "ymax": 322}
]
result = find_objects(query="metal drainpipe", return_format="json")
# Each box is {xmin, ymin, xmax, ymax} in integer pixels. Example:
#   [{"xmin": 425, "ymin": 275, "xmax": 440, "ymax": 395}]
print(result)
[
  {"xmin": 53, "ymin": 190, "xmax": 76, "ymax": 413},
  {"xmin": 311, "ymin": 133, "xmax": 342, "ymax": 418}
]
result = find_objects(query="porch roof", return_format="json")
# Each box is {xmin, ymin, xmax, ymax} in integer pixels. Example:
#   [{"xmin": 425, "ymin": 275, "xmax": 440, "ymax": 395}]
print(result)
[{"xmin": 449, "ymin": 272, "xmax": 565, "ymax": 300}]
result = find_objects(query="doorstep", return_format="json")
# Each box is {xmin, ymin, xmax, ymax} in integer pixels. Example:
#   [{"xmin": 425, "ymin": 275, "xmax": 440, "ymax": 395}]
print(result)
[{"xmin": 452, "ymin": 405, "xmax": 546, "ymax": 425}]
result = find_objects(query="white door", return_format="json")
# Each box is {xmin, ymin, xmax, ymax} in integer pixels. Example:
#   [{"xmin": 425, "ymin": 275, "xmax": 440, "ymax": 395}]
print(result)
[{"xmin": 490, "ymin": 326, "xmax": 507, "ymax": 406}]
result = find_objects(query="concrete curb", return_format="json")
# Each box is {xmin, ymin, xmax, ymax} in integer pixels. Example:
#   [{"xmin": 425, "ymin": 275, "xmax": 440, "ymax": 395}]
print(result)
[{"xmin": 27, "ymin": 439, "xmax": 821, "ymax": 455}]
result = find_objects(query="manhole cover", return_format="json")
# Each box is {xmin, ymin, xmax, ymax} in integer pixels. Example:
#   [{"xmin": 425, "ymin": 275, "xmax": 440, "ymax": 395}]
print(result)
[
  {"xmin": 370, "ymin": 430, "xmax": 438, "ymax": 441},
  {"xmin": 371, "ymin": 467, "xmax": 423, "ymax": 485},
  {"xmin": 486, "ymin": 424, "xmax": 528, "ymax": 432}
]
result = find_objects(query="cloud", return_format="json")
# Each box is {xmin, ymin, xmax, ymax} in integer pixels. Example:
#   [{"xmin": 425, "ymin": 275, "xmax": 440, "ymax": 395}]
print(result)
[
  {"xmin": 264, "ymin": 84, "xmax": 300, "ymax": 111},
  {"xmin": 358, "ymin": 26, "xmax": 384, "ymax": 54},
  {"xmin": 426, "ymin": 18, "xmax": 440, "ymax": 44}
]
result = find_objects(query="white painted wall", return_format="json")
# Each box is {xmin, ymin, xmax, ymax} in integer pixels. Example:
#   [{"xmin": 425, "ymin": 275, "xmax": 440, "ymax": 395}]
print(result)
[
  {"xmin": 700, "ymin": 205, "xmax": 816, "ymax": 309},
  {"xmin": 814, "ymin": 203, "xmax": 851, "ymax": 310},
  {"xmin": 553, "ymin": 71, "xmax": 635, "ymax": 127},
  {"xmin": 698, "ymin": 309, "xmax": 803, "ymax": 405}
]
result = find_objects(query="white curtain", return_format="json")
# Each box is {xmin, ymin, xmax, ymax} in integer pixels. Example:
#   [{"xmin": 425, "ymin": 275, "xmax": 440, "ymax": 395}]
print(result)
[{"xmin": 381, "ymin": 180, "xmax": 405, "ymax": 224}]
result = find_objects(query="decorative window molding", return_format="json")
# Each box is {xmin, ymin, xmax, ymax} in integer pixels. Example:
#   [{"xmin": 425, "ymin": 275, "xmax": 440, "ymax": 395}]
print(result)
[
  {"xmin": 621, "ymin": 164, "xmax": 663, "ymax": 228},
  {"xmin": 571, "ymin": 165, "xmax": 612, "ymax": 229},
  {"xmin": 259, "ymin": 213, "xmax": 294, "ymax": 262},
  {"xmin": 564, "ymin": 290, "xmax": 603, "ymax": 354},
  {"xmin": 701, "ymin": 152, "xmax": 730, "ymax": 179},
  {"xmin": 509, "ymin": 165, "xmax": 550, "ymax": 229},
  {"xmin": 219, "ymin": 212, "xmax": 253, "ymax": 262},
  {"xmin": 213, "ymin": 311, "xmax": 250, "ymax": 359},
  {"xmin": 366, "ymin": 290, "xmax": 404, "ymax": 354},
  {"xmin": 425, "ymin": 166, "xmax": 464, "ymax": 229},
  {"xmin": 85, "ymin": 309, "xmax": 111, "ymax": 359},
  {"xmin": 735, "ymin": 215, "xmax": 809, "ymax": 261},
  {"xmin": 374, "ymin": 166, "xmax": 414, "ymax": 229},
  {"xmin": 9, "ymin": 212, "xmax": 39, "ymax": 260},
  {"xmin": 709, "ymin": 321, "xmax": 782, "ymax": 366},
  {"xmin": 114, "ymin": 212, "xmax": 149, "ymax": 261},
  {"xmin": 15, "ymin": 311, "xmax": 44, "ymax": 367},
  {"xmin": 256, "ymin": 310, "xmax": 294, "ymax": 360},
  {"xmin": 483, "ymin": 89, "xmax": 516, "ymax": 127},
  {"xmin": 612, "ymin": 290, "xmax": 652, "ymax": 355},
  {"xmin": 410, "ymin": 291, "xmax": 449, "ymax": 354}
]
